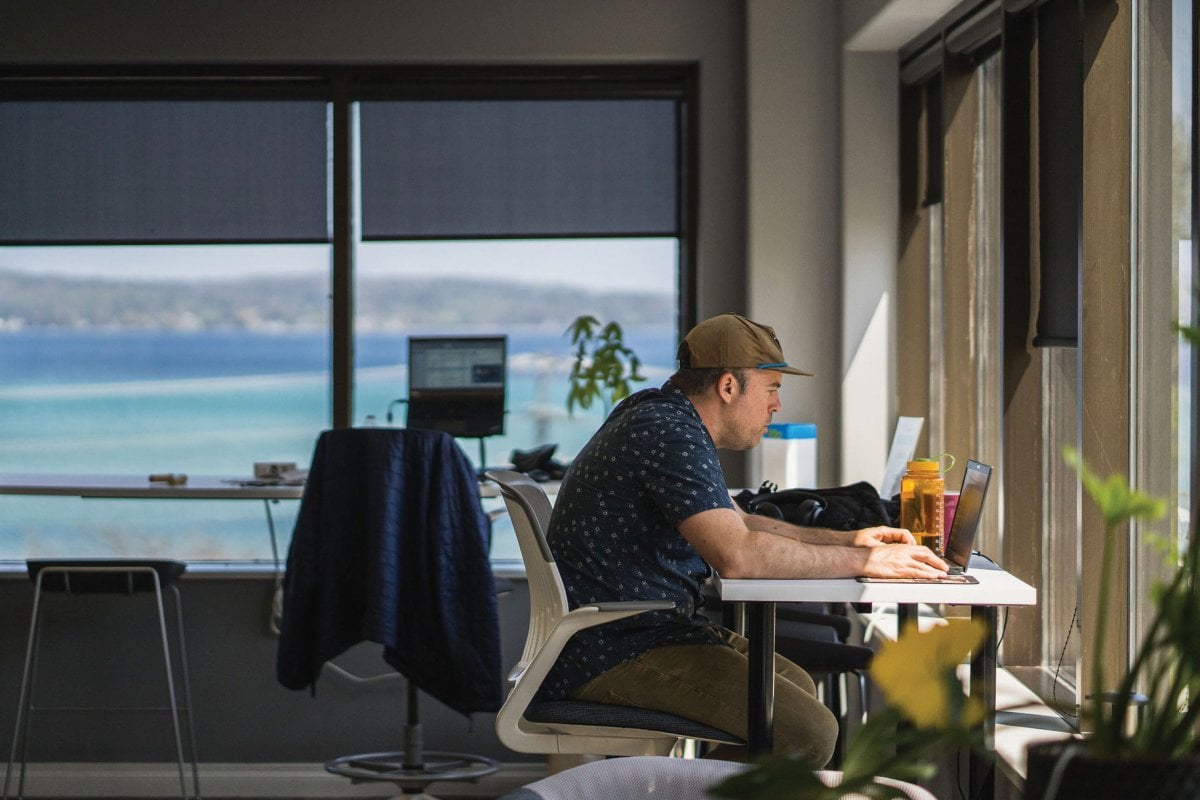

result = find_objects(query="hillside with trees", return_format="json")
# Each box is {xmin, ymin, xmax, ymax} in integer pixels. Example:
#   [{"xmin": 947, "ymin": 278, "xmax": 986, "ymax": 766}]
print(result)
[{"xmin": 0, "ymin": 269, "xmax": 672, "ymax": 331}]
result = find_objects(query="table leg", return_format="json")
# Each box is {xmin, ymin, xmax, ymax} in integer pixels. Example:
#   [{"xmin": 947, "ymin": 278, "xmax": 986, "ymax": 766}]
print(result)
[
  {"xmin": 746, "ymin": 600, "xmax": 776, "ymax": 756},
  {"xmin": 969, "ymin": 604, "xmax": 998, "ymax": 800}
]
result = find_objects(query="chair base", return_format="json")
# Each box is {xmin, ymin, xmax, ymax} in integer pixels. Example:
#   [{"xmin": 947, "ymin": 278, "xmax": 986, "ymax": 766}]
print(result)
[{"xmin": 325, "ymin": 750, "xmax": 498, "ymax": 795}]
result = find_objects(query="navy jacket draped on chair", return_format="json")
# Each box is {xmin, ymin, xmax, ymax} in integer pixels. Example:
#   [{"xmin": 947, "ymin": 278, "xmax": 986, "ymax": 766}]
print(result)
[{"xmin": 276, "ymin": 427, "xmax": 503, "ymax": 716}]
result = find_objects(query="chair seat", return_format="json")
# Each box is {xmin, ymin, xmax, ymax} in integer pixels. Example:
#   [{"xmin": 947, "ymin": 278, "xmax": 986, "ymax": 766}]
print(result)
[
  {"xmin": 774, "ymin": 619, "xmax": 873, "ymax": 674},
  {"xmin": 26, "ymin": 559, "xmax": 187, "ymax": 593},
  {"xmin": 526, "ymin": 700, "xmax": 743, "ymax": 744}
]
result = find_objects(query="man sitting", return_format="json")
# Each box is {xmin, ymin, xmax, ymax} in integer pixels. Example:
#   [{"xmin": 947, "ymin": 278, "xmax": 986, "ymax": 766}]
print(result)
[{"xmin": 542, "ymin": 314, "xmax": 946, "ymax": 764}]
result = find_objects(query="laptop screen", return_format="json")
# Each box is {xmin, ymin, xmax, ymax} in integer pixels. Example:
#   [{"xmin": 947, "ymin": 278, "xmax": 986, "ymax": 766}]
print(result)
[
  {"xmin": 407, "ymin": 335, "xmax": 506, "ymax": 437},
  {"xmin": 944, "ymin": 460, "xmax": 992, "ymax": 569}
]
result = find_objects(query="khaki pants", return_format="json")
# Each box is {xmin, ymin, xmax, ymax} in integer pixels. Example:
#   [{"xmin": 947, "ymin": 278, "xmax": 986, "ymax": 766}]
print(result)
[{"xmin": 569, "ymin": 628, "xmax": 838, "ymax": 766}]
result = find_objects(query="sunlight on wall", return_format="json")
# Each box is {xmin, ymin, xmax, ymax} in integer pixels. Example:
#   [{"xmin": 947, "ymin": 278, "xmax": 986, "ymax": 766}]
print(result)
[{"xmin": 841, "ymin": 291, "xmax": 891, "ymax": 487}]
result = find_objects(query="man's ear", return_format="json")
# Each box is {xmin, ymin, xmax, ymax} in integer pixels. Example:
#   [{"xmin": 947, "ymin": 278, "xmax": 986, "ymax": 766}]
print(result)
[{"xmin": 715, "ymin": 371, "xmax": 738, "ymax": 404}]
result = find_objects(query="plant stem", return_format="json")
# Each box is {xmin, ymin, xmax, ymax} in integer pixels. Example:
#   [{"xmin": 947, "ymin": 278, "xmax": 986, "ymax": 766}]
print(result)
[{"xmin": 1091, "ymin": 521, "xmax": 1117, "ymax": 753}]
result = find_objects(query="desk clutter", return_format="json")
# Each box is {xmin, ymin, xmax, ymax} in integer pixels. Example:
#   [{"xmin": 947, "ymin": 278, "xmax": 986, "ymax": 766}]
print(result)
[
  {"xmin": 509, "ymin": 443, "xmax": 567, "ymax": 483},
  {"xmin": 230, "ymin": 464, "xmax": 308, "ymax": 487}
]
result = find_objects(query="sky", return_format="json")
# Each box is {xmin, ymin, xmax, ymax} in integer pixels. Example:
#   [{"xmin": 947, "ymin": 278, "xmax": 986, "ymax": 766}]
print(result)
[{"xmin": 0, "ymin": 238, "xmax": 678, "ymax": 295}]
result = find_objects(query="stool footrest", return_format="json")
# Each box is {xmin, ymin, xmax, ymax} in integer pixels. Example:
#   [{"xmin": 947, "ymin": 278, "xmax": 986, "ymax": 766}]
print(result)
[{"xmin": 326, "ymin": 750, "xmax": 499, "ymax": 789}]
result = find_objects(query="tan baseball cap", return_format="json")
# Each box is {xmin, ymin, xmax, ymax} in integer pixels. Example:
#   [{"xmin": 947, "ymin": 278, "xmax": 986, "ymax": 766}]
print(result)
[{"xmin": 677, "ymin": 314, "xmax": 813, "ymax": 376}]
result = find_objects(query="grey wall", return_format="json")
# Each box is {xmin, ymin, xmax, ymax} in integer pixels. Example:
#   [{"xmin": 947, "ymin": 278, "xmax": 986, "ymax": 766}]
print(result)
[{"xmin": 0, "ymin": 573, "xmax": 530, "ymax": 764}]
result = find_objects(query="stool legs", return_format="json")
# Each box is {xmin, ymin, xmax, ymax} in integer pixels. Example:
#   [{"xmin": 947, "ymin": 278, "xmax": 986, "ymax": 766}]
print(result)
[
  {"xmin": 167, "ymin": 583, "xmax": 201, "ymax": 798},
  {"xmin": 4, "ymin": 571, "xmax": 48, "ymax": 800},
  {"xmin": 3, "ymin": 568, "xmax": 201, "ymax": 800}
]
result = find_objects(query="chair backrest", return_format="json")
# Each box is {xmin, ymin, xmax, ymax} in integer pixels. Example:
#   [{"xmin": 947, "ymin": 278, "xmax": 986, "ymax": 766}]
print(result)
[{"xmin": 485, "ymin": 470, "xmax": 569, "ymax": 685}]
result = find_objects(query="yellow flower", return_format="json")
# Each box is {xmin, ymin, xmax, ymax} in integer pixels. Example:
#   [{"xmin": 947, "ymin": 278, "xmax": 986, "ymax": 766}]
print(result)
[{"xmin": 869, "ymin": 618, "xmax": 989, "ymax": 730}]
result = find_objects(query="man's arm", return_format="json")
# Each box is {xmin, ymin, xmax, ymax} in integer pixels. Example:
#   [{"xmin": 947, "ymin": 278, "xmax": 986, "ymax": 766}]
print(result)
[
  {"xmin": 680, "ymin": 507, "xmax": 947, "ymax": 580},
  {"xmin": 737, "ymin": 505, "xmax": 915, "ymax": 547}
]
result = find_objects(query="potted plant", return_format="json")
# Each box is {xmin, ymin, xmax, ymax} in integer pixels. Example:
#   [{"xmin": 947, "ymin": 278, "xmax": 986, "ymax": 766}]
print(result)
[
  {"xmin": 564, "ymin": 315, "xmax": 646, "ymax": 416},
  {"xmin": 1020, "ymin": 310, "xmax": 1198, "ymax": 799},
  {"xmin": 1020, "ymin": 448, "xmax": 1186, "ymax": 800}
]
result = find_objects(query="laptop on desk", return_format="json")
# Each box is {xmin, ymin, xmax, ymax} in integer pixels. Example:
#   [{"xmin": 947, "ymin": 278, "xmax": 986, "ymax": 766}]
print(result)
[{"xmin": 858, "ymin": 459, "xmax": 992, "ymax": 585}]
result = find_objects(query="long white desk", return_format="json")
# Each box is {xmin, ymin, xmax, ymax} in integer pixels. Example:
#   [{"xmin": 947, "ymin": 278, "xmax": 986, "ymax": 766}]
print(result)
[
  {"xmin": 0, "ymin": 473, "xmax": 306, "ymax": 501},
  {"xmin": 715, "ymin": 556, "xmax": 1036, "ymax": 800}
]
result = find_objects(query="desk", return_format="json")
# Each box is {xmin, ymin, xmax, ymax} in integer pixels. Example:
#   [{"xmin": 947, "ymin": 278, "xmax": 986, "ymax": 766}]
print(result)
[
  {"xmin": 0, "ymin": 473, "xmax": 305, "ymax": 561},
  {"xmin": 0, "ymin": 473, "xmax": 307, "ymax": 625},
  {"xmin": 714, "ymin": 556, "xmax": 1036, "ymax": 799},
  {"xmin": 0, "ymin": 473, "xmax": 305, "ymax": 501}
]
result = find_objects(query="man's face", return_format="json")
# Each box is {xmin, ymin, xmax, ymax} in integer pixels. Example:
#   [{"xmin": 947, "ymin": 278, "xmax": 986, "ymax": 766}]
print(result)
[{"xmin": 723, "ymin": 369, "xmax": 782, "ymax": 450}]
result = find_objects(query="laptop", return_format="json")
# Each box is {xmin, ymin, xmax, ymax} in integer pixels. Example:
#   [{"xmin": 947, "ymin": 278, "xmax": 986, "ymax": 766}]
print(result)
[{"xmin": 858, "ymin": 459, "xmax": 992, "ymax": 584}]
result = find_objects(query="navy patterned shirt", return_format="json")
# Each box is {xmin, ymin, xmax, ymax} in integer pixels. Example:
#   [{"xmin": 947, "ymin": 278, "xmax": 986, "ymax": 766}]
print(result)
[{"xmin": 540, "ymin": 382, "xmax": 735, "ymax": 700}]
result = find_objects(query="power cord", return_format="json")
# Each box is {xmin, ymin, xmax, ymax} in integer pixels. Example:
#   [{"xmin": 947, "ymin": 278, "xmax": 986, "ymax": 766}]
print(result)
[{"xmin": 1053, "ymin": 603, "xmax": 1081, "ymax": 731}]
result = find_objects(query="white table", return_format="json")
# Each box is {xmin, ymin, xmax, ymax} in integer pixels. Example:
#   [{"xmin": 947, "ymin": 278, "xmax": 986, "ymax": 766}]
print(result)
[
  {"xmin": 0, "ymin": 473, "xmax": 306, "ymax": 568},
  {"xmin": 714, "ymin": 556, "xmax": 1036, "ymax": 800},
  {"xmin": 0, "ymin": 473, "xmax": 305, "ymax": 501}
]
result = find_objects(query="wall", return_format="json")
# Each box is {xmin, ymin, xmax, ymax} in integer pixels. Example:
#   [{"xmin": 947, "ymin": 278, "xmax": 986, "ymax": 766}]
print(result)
[
  {"xmin": 0, "ymin": 573, "xmax": 530, "ymax": 765},
  {"xmin": 745, "ymin": 0, "xmax": 843, "ymax": 486}
]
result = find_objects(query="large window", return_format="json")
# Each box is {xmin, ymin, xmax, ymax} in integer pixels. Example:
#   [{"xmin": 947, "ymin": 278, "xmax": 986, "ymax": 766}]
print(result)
[
  {"xmin": 898, "ymin": 0, "xmax": 1196, "ymax": 722},
  {"xmin": 0, "ymin": 71, "xmax": 691, "ymax": 563}
]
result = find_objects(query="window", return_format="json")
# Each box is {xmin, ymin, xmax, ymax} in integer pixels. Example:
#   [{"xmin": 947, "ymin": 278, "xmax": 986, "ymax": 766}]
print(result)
[
  {"xmin": 898, "ymin": 0, "xmax": 1197, "ymax": 723},
  {"xmin": 0, "ymin": 70, "xmax": 692, "ymax": 563}
]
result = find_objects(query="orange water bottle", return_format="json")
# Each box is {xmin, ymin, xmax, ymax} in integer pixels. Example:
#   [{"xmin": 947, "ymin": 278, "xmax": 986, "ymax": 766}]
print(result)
[{"xmin": 900, "ymin": 456, "xmax": 951, "ymax": 555}]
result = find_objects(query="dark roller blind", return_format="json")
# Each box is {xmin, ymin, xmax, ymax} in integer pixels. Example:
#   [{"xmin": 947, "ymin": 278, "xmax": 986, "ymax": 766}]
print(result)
[
  {"xmin": 1033, "ymin": 0, "xmax": 1082, "ymax": 347},
  {"xmin": 0, "ymin": 100, "xmax": 329, "ymax": 244},
  {"xmin": 359, "ymin": 99, "xmax": 679, "ymax": 239}
]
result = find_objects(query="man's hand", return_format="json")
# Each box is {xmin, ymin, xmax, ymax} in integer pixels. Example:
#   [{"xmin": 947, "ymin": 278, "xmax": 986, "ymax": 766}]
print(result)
[
  {"xmin": 851, "ymin": 526, "xmax": 916, "ymax": 547},
  {"xmin": 861, "ymin": 543, "xmax": 949, "ymax": 579}
]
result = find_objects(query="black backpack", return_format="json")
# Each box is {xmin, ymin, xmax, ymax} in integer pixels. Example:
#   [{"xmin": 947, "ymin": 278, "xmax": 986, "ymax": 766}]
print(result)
[{"xmin": 733, "ymin": 481, "xmax": 899, "ymax": 531}]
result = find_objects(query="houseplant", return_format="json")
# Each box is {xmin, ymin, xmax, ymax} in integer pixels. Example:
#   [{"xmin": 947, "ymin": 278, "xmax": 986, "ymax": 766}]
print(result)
[
  {"xmin": 564, "ymin": 315, "xmax": 646, "ymax": 416},
  {"xmin": 1021, "ymin": 447, "xmax": 1188, "ymax": 800}
]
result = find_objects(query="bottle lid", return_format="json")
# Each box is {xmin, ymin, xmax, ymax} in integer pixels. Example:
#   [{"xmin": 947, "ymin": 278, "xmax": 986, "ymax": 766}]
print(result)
[{"xmin": 907, "ymin": 454, "xmax": 955, "ymax": 473}]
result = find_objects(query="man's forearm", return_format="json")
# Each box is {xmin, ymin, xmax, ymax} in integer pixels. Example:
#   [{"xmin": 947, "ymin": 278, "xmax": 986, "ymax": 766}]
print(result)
[{"xmin": 739, "ymin": 507, "xmax": 854, "ymax": 546}]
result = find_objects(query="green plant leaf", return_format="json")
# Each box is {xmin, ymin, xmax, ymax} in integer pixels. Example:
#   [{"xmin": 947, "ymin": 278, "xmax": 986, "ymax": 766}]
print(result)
[{"xmin": 563, "ymin": 314, "xmax": 647, "ymax": 417}]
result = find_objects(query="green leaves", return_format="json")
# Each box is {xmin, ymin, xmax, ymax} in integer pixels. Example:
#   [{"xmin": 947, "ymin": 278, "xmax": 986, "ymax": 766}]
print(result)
[
  {"xmin": 564, "ymin": 315, "xmax": 647, "ymax": 416},
  {"xmin": 1062, "ymin": 447, "xmax": 1167, "ymax": 528},
  {"xmin": 1061, "ymin": 446, "xmax": 1192, "ymax": 758}
]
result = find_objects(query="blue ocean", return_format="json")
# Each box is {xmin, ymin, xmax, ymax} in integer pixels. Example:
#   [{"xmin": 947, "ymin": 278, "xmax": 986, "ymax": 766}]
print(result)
[{"xmin": 0, "ymin": 326, "xmax": 676, "ymax": 562}]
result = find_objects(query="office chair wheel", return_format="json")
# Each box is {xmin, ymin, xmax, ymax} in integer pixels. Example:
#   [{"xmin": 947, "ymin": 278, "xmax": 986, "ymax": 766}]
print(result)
[{"xmin": 325, "ymin": 750, "xmax": 498, "ymax": 796}]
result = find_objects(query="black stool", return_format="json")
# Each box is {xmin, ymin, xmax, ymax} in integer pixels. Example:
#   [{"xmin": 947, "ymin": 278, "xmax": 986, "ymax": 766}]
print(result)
[{"xmin": 3, "ymin": 559, "xmax": 200, "ymax": 800}]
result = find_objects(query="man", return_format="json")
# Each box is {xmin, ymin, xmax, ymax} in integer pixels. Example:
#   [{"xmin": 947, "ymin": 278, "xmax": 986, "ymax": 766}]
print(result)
[{"xmin": 543, "ymin": 313, "xmax": 947, "ymax": 765}]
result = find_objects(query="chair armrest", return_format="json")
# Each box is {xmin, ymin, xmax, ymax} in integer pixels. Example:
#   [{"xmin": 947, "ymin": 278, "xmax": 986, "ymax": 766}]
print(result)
[
  {"xmin": 501, "ymin": 601, "xmax": 674, "ymax": 719},
  {"xmin": 507, "ymin": 601, "xmax": 672, "ymax": 687}
]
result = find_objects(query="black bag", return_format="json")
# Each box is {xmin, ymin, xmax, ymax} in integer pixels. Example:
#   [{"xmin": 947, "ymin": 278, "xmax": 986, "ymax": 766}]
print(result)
[{"xmin": 733, "ymin": 481, "xmax": 899, "ymax": 531}]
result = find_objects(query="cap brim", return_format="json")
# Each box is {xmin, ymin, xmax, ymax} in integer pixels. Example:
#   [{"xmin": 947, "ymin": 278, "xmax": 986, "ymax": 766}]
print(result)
[{"xmin": 773, "ymin": 365, "xmax": 814, "ymax": 377}]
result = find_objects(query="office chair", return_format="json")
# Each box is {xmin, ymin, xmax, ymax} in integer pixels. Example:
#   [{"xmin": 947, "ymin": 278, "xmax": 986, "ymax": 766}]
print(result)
[
  {"xmin": 277, "ymin": 428, "xmax": 503, "ymax": 798},
  {"xmin": 496, "ymin": 755, "xmax": 937, "ymax": 800},
  {"xmin": 4, "ymin": 559, "xmax": 200, "ymax": 800},
  {"xmin": 484, "ymin": 470, "xmax": 742, "ymax": 765}
]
